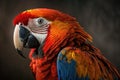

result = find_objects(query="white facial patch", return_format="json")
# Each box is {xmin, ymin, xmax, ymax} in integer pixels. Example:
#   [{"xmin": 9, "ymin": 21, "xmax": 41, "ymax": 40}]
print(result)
[
  {"xmin": 27, "ymin": 17, "xmax": 51, "ymax": 44},
  {"xmin": 31, "ymin": 32, "xmax": 47, "ymax": 44}
]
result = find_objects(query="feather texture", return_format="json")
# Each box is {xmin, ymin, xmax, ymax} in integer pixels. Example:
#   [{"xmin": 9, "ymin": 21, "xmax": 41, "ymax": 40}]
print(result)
[
  {"xmin": 57, "ymin": 47, "xmax": 120, "ymax": 80},
  {"xmin": 13, "ymin": 8, "xmax": 120, "ymax": 80},
  {"xmin": 13, "ymin": 8, "xmax": 76, "ymax": 26}
]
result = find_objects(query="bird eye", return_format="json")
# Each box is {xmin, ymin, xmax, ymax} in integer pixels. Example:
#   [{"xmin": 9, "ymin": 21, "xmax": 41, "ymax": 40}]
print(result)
[
  {"xmin": 34, "ymin": 17, "xmax": 49, "ymax": 27},
  {"xmin": 38, "ymin": 18, "xmax": 44, "ymax": 24}
]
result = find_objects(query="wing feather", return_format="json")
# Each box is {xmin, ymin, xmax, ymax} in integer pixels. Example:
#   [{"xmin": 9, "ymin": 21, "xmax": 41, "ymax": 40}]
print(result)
[{"xmin": 57, "ymin": 47, "xmax": 120, "ymax": 80}]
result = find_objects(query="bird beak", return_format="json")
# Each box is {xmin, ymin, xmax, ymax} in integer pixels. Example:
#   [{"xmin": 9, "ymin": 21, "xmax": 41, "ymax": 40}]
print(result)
[
  {"xmin": 13, "ymin": 23, "xmax": 40, "ymax": 58},
  {"xmin": 13, "ymin": 23, "xmax": 25, "ymax": 58}
]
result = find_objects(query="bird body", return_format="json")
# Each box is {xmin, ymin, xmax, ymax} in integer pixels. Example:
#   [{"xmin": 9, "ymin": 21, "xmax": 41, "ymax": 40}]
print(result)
[{"xmin": 13, "ymin": 8, "xmax": 120, "ymax": 80}]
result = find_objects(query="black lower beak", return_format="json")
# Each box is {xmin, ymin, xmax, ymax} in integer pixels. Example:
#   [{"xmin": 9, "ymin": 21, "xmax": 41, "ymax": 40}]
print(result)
[
  {"xmin": 17, "ymin": 25, "xmax": 40, "ymax": 58},
  {"xmin": 19, "ymin": 25, "xmax": 40, "ymax": 48}
]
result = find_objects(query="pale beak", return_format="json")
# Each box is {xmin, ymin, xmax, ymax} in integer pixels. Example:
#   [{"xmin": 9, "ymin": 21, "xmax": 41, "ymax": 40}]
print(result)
[{"xmin": 13, "ymin": 24, "xmax": 25, "ymax": 58}]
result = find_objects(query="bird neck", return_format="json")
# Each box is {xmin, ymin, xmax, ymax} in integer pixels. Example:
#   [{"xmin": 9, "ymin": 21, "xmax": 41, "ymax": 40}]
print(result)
[{"xmin": 30, "ymin": 57, "xmax": 58, "ymax": 80}]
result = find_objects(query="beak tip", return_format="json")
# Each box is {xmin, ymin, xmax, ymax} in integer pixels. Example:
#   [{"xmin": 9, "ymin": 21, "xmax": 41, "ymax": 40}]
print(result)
[{"xmin": 16, "ymin": 49, "xmax": 26, "ymax": 59}]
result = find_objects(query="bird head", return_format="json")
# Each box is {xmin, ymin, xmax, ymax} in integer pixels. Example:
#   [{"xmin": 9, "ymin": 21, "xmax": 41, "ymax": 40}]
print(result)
[{"xmin": 13, "ymin": 8, "xmax": 92, "ymax": 59}]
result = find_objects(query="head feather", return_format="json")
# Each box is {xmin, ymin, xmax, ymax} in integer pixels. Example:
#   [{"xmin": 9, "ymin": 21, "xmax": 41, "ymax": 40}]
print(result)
[{"xmin": 13, "ymin": 8, "xmax": 76, "ymax": 25}]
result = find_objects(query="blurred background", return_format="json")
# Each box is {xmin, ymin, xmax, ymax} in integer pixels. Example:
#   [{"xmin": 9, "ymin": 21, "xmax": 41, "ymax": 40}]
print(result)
[{"xmin": 0, "ymin": 0, "xmax": 120, "ymax": 80}]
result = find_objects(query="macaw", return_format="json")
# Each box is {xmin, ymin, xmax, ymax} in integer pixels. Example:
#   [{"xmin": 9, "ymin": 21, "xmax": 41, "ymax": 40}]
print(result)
[{"xmin": 13, "ymin": 8, "xmax": 120, "ymax": 80}]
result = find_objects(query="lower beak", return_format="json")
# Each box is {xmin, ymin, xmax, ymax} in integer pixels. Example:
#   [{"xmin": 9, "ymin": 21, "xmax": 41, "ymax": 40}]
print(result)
[{"xmin": 13, "ymin": 24, "xmax": 39, "ymax": 58}]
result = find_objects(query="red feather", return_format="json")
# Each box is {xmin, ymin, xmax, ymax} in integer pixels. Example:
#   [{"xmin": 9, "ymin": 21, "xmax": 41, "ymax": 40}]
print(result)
[{"xmin": 13, "ymin": 8, "xmax": 76, "ymax": 26}]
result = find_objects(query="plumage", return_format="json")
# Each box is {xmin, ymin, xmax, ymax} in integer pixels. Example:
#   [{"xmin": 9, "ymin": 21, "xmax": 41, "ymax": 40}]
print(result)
[
  {"xmin": 57, "ymin": 47, "xmax": 120, "ymax": 80},
  {"xmin": 13, "ymin": 8, "xmax": 120, "ymax": 80},
  {"xmin": 13, "ymin": 8, "xmax": 76, "ymax": 26}
]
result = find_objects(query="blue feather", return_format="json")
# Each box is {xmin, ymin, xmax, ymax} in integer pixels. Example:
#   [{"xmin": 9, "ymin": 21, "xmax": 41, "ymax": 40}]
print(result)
[{"xmin": 57, "ymin": 51, "xmax": 89, "ymax": 80}]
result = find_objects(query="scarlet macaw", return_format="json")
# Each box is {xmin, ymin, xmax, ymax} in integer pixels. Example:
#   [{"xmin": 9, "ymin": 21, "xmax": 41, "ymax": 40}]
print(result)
[{"xmin": 13, "ymin": 8, "xmax": 120, "ymax": 80}]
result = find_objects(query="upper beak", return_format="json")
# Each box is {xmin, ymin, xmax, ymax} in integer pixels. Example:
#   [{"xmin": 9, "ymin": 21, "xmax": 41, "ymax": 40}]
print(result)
[{"xmin": 13, "ymin": 23, "xmax": 39, "ymax": 58}]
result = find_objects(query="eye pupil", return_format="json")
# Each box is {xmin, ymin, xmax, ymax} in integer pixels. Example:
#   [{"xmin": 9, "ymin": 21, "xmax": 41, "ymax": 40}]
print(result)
[{"xmin": 38, "ymin": 19, "xmax": 44, "ymax": 24}]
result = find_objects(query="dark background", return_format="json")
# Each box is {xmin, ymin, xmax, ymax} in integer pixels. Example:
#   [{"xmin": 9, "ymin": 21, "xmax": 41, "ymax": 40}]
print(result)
[{"xmin": 0, "ymin": 0, "xmax": 120, "ymax": 80}]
